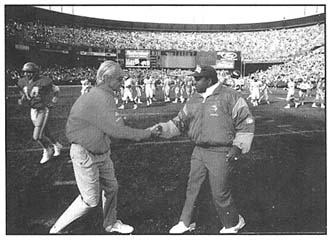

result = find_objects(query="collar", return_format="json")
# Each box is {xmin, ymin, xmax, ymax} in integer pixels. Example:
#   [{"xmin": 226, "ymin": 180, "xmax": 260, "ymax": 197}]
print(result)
[
  {"xmin": 97, "ymin": 84, "xmax": 115, "ymax": 96},
  {"xmin": 199, "ymin": 82, "xmax": 221, "ymax": 101}
]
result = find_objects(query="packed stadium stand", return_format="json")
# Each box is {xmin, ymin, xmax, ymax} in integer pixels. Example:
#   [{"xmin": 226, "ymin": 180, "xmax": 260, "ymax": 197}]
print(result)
[{"xmin": 5, "ymin": 6, "xmax": 325, "ymax": 86}]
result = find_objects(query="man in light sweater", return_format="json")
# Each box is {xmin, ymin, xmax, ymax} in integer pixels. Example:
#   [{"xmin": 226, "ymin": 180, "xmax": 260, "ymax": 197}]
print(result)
[{"xmin": 50, "ymin": 61, "xmax": 160, "ymax": 234}]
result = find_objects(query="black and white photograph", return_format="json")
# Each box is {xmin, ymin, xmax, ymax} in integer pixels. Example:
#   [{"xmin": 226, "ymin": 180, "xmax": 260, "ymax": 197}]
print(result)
[{"xmin": 3, "ymin": 1, "xmax": 328, "ymax": 238}]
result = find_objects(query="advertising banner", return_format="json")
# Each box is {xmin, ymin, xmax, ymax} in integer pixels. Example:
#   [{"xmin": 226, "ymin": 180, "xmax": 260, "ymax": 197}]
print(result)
[{"xmin": 215, "ymin": 51, "xmax": 241, "ymax": 69}]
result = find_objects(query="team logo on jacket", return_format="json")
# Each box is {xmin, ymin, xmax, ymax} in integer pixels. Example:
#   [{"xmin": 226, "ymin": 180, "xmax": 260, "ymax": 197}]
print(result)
[
  {"xmin": 246, "ymin": 117, "xmax": 254, "ymax": 124},
  {"xmin": 210, "ymin": 105, "xmax": 218, "ymax": 116}
]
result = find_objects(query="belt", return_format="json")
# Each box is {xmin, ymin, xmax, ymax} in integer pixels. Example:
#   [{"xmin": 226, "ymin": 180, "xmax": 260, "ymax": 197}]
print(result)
[
  {"xmin": 196, "ymin": 144, "xmax": 231, "ymax": 151},
  {"xmin": 71, "ymin": 142, "xmax": 109, "ymax": 156}
]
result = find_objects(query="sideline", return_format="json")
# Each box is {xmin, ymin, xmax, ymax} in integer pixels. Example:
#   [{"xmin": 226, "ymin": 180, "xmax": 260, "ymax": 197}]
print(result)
[{"xmin": 6, "ymin": 129, "xmax": 325, "ymax": 154}]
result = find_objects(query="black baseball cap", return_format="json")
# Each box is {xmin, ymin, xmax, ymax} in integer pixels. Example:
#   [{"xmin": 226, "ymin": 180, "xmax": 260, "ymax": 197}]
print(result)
[{"xmin": 190, "ymin": 65, "xmax": 218, "ymax": 81}]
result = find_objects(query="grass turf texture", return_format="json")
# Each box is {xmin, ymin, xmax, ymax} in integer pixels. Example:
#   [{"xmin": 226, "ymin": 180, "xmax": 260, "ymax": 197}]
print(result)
[{"xmin": 6, "ymin": 86, "xmax": 326, "ymax": 234}]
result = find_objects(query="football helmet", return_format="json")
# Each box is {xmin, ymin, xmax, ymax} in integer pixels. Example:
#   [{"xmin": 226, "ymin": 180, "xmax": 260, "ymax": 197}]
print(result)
[
  {"xmin": 22, "ymin": 62, "xmax": 39, "ymax": 73},
  {"xmin": 22, "ymin": 62, "xmax": 39, "ymax": 80},
  {"xmin": 231, "ymin": 70, "xmax": 241, "ymax": 79}
]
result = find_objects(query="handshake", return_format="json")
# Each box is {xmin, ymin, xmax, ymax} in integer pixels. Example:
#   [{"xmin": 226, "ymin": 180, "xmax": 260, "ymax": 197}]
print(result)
[{"xmin": 147, "ymin": 125, "xmax": 163, "ymax": 138}]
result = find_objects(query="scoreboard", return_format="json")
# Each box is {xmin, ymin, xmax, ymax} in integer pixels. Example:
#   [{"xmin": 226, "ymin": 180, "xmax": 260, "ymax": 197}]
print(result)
[{"xmin": 125, "ymin": 50, "xmax": 150, "ymax": 68}]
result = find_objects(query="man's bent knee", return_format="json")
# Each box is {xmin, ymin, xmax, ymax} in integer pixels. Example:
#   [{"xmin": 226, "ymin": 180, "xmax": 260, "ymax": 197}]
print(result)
[
  {"xmin": 83, "ymin": 195, "xmax": 100, "ymax": 208},
  {"xmin": 103, "ymin": 180, "xmax": 119, "ymax": 196}
]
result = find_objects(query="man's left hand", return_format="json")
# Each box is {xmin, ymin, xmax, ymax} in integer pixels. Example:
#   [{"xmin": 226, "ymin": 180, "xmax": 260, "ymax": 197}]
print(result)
[{"xmin": 226, "ymin": 145, "xmax": 242, "ymax": 162}]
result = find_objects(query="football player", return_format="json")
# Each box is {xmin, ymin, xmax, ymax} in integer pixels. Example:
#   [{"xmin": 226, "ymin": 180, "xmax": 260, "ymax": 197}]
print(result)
[
  {"xmin": 118, "ymin": 76, "xmax": 138, "ymax": 110},
  {"xmin": 296, "ymin": 78, "xmax": 310, "ymax": 108},
  {"xmin": 258, "ymin": 80, "xmax": 272, "ymax": 104},
  {"xmin": 144, "ymin": 74, "xmax": 154, "ymax": 106},
  {"xmin": 17, "ymin": 62, "xmax": 63, "ymax": 164},
  {"xmin": 249, "ymin": 76, "xmax": 261, "ymax": 107},
  {"xmin": 172, "ymin": 76, "xmax": 182, "ymax": 103},
  {"xmin": 312, "ymin": 77, "xmax": 325, "ymax": 108},
  {"xmin": 80, "ymin": 79, "xmax": 92, "ymax": 95},
  {"xmin": 163, "ymin": 75, "xmax": 172, "ymax": 103},
  {"xmin": 284, "ymin": 78, "xmax": 298, "ymax": 108}
]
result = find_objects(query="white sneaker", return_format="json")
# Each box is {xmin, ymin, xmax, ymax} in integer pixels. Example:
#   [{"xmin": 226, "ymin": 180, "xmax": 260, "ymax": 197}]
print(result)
[
  {"xmin": 284, "ymin": 105, "xmax": 290, "ymax": 109},
  {"xmin": 133, "ymin": 104, "xmax": 138, "ymax": 110},
  {"xmin": 321, "ymin": 104, "xmax": 325, "ymax": 109},
  {"xmin": 118, "ymin": 105, "xmax": 125, "ymax": 110},
  {"xmin": 40, "ymin": 147, "xmax": 53, "ymax": 164},
  {"xmin": 219, "ymin": 215, "xmax": 246, "ymax": 234},
  {"xmin": 53, "ymin": 142, "xmax": 63, "ymax": 157},
  {"xmin": 169, "ymin": 221, "xmax": 196, "ymax": 234},
  {"xmin": 295, "ymin": 103, "xmax": 300, "ymax": 108},
  {"xmin": 312, "ymin": 103, "xmax": 318, "ymax": 108},
  {"xmin": 105, "ymin": 220, "xmax": 134, "ymax": 234}
]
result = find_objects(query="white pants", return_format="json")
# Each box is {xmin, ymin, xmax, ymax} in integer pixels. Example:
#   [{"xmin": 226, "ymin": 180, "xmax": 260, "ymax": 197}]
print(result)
[{"xmin": 145, "ymin": 86, "xmax": 154, "ymax": 99}]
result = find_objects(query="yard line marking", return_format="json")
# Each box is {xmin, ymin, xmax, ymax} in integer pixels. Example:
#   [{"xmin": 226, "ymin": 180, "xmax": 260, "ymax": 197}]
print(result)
[
  {"xmin": 6, "ymin": 129, "xmax": 325, "ymax": 154},
  {"xmin": 282, "ymin": 127, "xmax": 311, "ymax": 138},
  {"xmin": 7, "ymin": 111, "xmax": 180, "ymax": 120},
  {"xmin": 53, "ymin": 180, "xmax": 76, "ymax": 186},
  {"xmin": 240, "ymin": 232, "xmax": 326, "ymax": 235},
  {"xmin": 277, "ymin": 125, "xmax": 293, "ymax": 128},
  {"xmin": 276, "ymin": 96, "xmax": 286, "ymax": 100},
  {"xmin": 8, "ymin": 116, "xmax": 68, "ymax": 120}
]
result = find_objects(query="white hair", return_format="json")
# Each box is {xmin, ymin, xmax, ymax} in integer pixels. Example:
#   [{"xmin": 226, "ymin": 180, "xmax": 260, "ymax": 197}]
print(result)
[{"xmin": 96, "ymin": 60, "xmax": 122, "ymax": 86}]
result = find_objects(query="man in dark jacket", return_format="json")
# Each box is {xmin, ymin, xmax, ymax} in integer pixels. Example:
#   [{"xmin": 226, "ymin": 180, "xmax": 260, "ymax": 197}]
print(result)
[
  {"xmin": 50, "ymin": 61, "xmax": 160, "ymax": 234},
  {"xmin": 151, "ymin": 65, "xmax": 255, "ymax": 234}
]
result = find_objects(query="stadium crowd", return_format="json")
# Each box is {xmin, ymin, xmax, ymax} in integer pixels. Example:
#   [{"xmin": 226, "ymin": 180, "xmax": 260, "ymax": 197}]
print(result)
[
  {"xmin": 6, "ymin": 19, "xmax": 324, "ymax": 61},
  {"xmin": 245, "ymin": 46, "xmax": 324, "ymax": 88},
  {"xmin": 6, "ymin": 45, "xmax": 324, "ymax": 90}
]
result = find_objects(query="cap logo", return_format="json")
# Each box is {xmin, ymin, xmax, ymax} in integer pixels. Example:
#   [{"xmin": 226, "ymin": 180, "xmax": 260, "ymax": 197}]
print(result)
[{"xmin": 195, "ymin": 65, "xmax": 201, "ymax": 73}]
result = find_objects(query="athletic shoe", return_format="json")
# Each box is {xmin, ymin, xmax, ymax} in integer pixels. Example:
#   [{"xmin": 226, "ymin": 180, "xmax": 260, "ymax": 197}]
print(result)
[
  {"xmin": 133, "ymin": 104, "xmax": 138, "ymax": 110},
  {"xmin": 219, "ymin": 215, "xmax": 246, "ymax": 234},
  {"xmin": 312, "ymin": 103, "xmax": 318, "ymax": 108},
  {"xmin": 105, "ymin": 220, "xmax": 134, "ymax": 234},
  {"xmin": 40, "ymin": 147, "xmax": 53, "ymax": 164},
  {"xmin": 169, "ymin": 221, "xmax": 196, "ymax": 234},
  {"xmin": 118, "ymin": 105, "xmax": 125, "ymax": 110},
  {"xmin": 53, "ymin": 142, "xmax": 63, "ymax": 157},
  {"xmin": 321, "ymin": 104, "xmax": 325, "ymax": 109},
  {"xmin": 284, "ymin": 105, "xmax": 290, "ymax": 109},
  {"xmin": 295, "ymin": 103, "xmax": 300, "ymax": 108}
]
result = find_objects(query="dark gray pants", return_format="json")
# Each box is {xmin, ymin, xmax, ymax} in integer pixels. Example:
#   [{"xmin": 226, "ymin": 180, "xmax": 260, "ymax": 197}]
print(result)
[{"xmin": 180, "ymin": 146, "xmax": 239, "ymax": 228}]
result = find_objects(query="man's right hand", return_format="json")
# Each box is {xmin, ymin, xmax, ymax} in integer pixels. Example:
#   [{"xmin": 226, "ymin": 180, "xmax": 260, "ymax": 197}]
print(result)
[{"xmin": 150, "ymin": 125, "xmax": 162, "ymax": 138}]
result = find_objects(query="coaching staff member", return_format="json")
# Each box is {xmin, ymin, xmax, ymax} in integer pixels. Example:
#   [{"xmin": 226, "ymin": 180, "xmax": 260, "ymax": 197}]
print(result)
[
  {"xmin": 151, "ymin": 65, "xmax": 255, "ymax": 234},
  {"xmin": 50, "ymin": 61, "xmax": 160, "ymax": 234}
]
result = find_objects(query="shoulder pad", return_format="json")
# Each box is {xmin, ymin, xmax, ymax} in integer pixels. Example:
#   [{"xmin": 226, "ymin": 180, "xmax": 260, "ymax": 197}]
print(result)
[
  {"xmin": 17, "ymin": 77, "xmax": 28, "ymax": 89},
  {"xmin": 38, "ymin": 76, "xmax": 53, "ymax": 87}
]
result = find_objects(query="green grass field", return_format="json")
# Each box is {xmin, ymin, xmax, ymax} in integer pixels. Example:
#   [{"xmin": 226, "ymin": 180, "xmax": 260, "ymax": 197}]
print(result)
[{"xmin": 6, "ymin": 86, "xmax": 326, "ymax": 234}]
